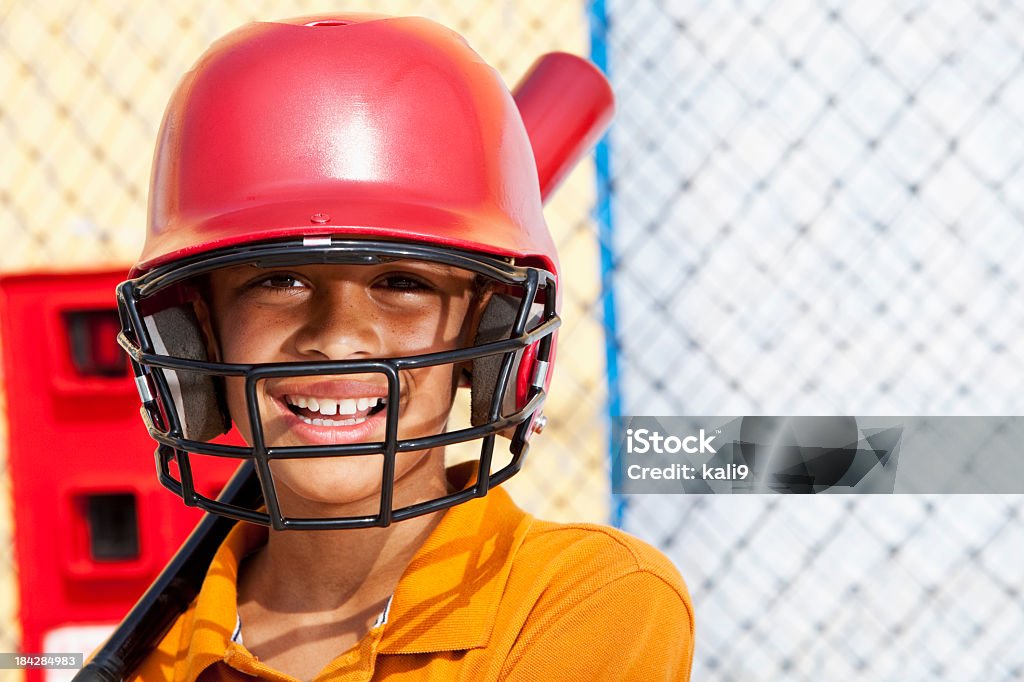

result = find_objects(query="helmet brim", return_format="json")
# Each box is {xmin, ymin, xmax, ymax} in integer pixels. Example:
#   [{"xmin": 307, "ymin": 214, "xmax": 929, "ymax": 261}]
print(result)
[{"xmin": 136, "ymin": 196, "xmax": 557, "ymax": 277}]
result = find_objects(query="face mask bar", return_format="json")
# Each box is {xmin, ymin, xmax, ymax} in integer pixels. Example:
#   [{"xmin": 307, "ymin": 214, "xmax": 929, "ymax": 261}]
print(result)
[{"xmin": 117, "ymin": 238, "xmax": 559, "ymax": 530}]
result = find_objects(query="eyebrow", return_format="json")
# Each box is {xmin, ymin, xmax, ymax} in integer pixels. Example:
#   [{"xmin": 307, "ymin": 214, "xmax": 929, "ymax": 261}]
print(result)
[
  {"xmin": 392, "ymin": 261, "xmax": 475, "ymax": 280},
  {"xmin": 395, "ymin": 260, "xmax": 457, "ymax": 272}
]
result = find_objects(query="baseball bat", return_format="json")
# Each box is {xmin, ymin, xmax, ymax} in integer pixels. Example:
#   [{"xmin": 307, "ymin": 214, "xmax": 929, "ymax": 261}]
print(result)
[
  {"xmin": 75, "ymin": 51, "xmax": 614, "ymax": 681},
  {"xmin": 515, "ymin": 52, "xmax": 615, "ymax": 200}
]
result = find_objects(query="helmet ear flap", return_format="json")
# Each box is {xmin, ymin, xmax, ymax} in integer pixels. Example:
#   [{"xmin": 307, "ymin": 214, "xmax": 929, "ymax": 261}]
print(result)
[
  {"xmin": 470, "ymin": 294, "xmax": 542, "ymax": 426},
  {"xmin": 144, "ymin": 304, "xmax": 231, "ymax": 441}
]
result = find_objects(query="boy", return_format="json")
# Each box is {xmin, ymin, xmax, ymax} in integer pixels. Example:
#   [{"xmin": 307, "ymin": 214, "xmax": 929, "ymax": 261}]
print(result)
[{"xmin": 118, "ymin": 13, "xmax": 693, "ymax": 681}]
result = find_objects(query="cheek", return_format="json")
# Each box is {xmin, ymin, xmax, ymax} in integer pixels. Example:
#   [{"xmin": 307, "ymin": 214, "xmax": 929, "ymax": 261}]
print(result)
[
  {"xmin": 216, "ymin": 310, "xmax": 277, "ymax": 363},
  {"xmin": 223, "ymin": 376, "xmax": 251, "ymax": 437},
  {"xmin": 215, "ymin": 318, "xmax": 268, "ymax": 437},
  {"xmin": 398, "ymin": 366, "xmax": 458, "ymax": 435},
  {"xmin": 414, "ymin": 365, "xmax": 457, "ymax": 398},
  {"xmin": 392, "ymin": 297, "xmax": 474, "ymax": 354},
  {"xmin": 216, "ymin": 313, "xmax": 299, "ymax": 434}
]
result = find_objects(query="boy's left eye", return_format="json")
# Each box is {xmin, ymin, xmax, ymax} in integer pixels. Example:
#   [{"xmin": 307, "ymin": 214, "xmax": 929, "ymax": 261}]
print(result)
[
  {"xmin": 376, "ymin": 274, "xmax": 432, "ymax": 291},
  {"xmin": 253, "ymin": 274, "xmax": 306, "ymax": 291}
]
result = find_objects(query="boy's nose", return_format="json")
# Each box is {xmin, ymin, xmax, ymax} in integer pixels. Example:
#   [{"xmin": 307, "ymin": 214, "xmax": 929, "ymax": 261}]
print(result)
[{"xmin": 292, "ymin": 284, "xmax": 385, "ymax": 360}]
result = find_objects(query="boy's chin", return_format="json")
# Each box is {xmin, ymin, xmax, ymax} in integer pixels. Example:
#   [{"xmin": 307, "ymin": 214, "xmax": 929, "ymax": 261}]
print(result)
[
  {"xmin": 269, "ymin": 459, "xmax": 386, "ymax": 510},
  {"xmin": 266, "ymin": 452, "xmax": 440, "ymax": 514}
]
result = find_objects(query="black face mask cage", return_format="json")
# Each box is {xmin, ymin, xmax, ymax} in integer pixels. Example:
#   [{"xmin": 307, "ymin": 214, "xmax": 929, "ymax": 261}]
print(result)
[{"xmin": 116, "ymin": 238, "xmax": 559, "ymax": 530}]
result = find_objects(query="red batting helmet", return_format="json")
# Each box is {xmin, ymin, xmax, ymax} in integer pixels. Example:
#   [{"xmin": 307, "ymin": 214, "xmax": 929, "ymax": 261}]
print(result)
[{"xmin": 117, "ymin": 14, "xmax": 561, "ymax": 530}]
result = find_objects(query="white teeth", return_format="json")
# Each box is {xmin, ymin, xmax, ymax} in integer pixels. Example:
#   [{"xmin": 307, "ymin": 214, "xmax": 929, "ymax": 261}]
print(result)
[
  {"xmin": 299, "ymin": 415, "xmax": 367, "ymax": 427},
  {"xmin": 286, "ymin": 394, "xmax": 386, "ymax": 417}
]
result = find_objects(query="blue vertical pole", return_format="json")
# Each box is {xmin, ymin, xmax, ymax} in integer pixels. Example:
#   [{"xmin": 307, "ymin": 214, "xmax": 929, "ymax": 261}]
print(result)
[{"xmin": 587, "ymin": 0, "xmax": 626, "ymax": 528}]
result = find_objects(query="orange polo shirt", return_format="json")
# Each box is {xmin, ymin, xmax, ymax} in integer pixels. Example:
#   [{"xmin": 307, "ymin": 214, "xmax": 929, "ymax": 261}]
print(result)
[{"xmin": 132, "ymin": 463, "xmax": 694, "ymax": 681}]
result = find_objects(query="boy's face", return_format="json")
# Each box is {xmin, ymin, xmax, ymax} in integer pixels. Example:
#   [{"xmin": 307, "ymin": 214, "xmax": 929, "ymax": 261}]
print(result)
[{"xmin": 203, "ymin": 259, "xmax": 482, "ymax": 514}]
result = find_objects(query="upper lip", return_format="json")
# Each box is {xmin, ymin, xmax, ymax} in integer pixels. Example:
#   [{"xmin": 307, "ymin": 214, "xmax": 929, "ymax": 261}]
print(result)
[{"xmin": 267, "ymin": 380, "xmax": 390, "ymax": 401}]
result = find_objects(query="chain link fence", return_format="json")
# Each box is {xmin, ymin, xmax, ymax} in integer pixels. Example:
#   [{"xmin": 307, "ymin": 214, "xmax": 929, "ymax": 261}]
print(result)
[
  {"xmin": 605, "ymin": 0, "xmax": 1024, "ymax": 679},
  {"xmin": 5, "ymin": 0, "xmax": 1024, "ymax": 679}
]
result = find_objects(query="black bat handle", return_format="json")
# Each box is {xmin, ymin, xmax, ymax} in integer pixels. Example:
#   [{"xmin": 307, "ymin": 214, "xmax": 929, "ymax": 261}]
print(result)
[{"xmin": 73, "ymin": 461, "xmax": 262, "ymax": 681}]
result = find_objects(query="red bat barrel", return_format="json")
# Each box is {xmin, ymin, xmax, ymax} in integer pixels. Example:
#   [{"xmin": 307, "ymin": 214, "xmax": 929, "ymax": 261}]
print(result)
[{"xmin": 515, "ymin": 52, "xmax": 616, "ymax": 200}]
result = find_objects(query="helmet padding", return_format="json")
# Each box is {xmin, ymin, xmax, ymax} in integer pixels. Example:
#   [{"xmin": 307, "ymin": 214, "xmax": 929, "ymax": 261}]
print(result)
[{"xmin": 145, "ymin": 305, "xmax": 230, "ymax": 441}]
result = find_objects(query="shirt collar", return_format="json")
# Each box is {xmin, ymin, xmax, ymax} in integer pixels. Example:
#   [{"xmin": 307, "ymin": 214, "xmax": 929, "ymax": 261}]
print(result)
[
  {"xmin": 378, "ymin": 461, "xmax": 535, "ymax": 654},
  {"xmin": 178, "ymin": 461, "xmax": 534, "ymax": 674},
  {"xmin": 180, "ymin": 519, "xmax": 265, "ymax": 681}
]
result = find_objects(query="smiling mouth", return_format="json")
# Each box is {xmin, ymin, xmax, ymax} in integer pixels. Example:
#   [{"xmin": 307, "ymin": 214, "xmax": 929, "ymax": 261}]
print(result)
[{"xmin": 283, "ymin": 394, "xmax": 388, "ymax": 427}]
